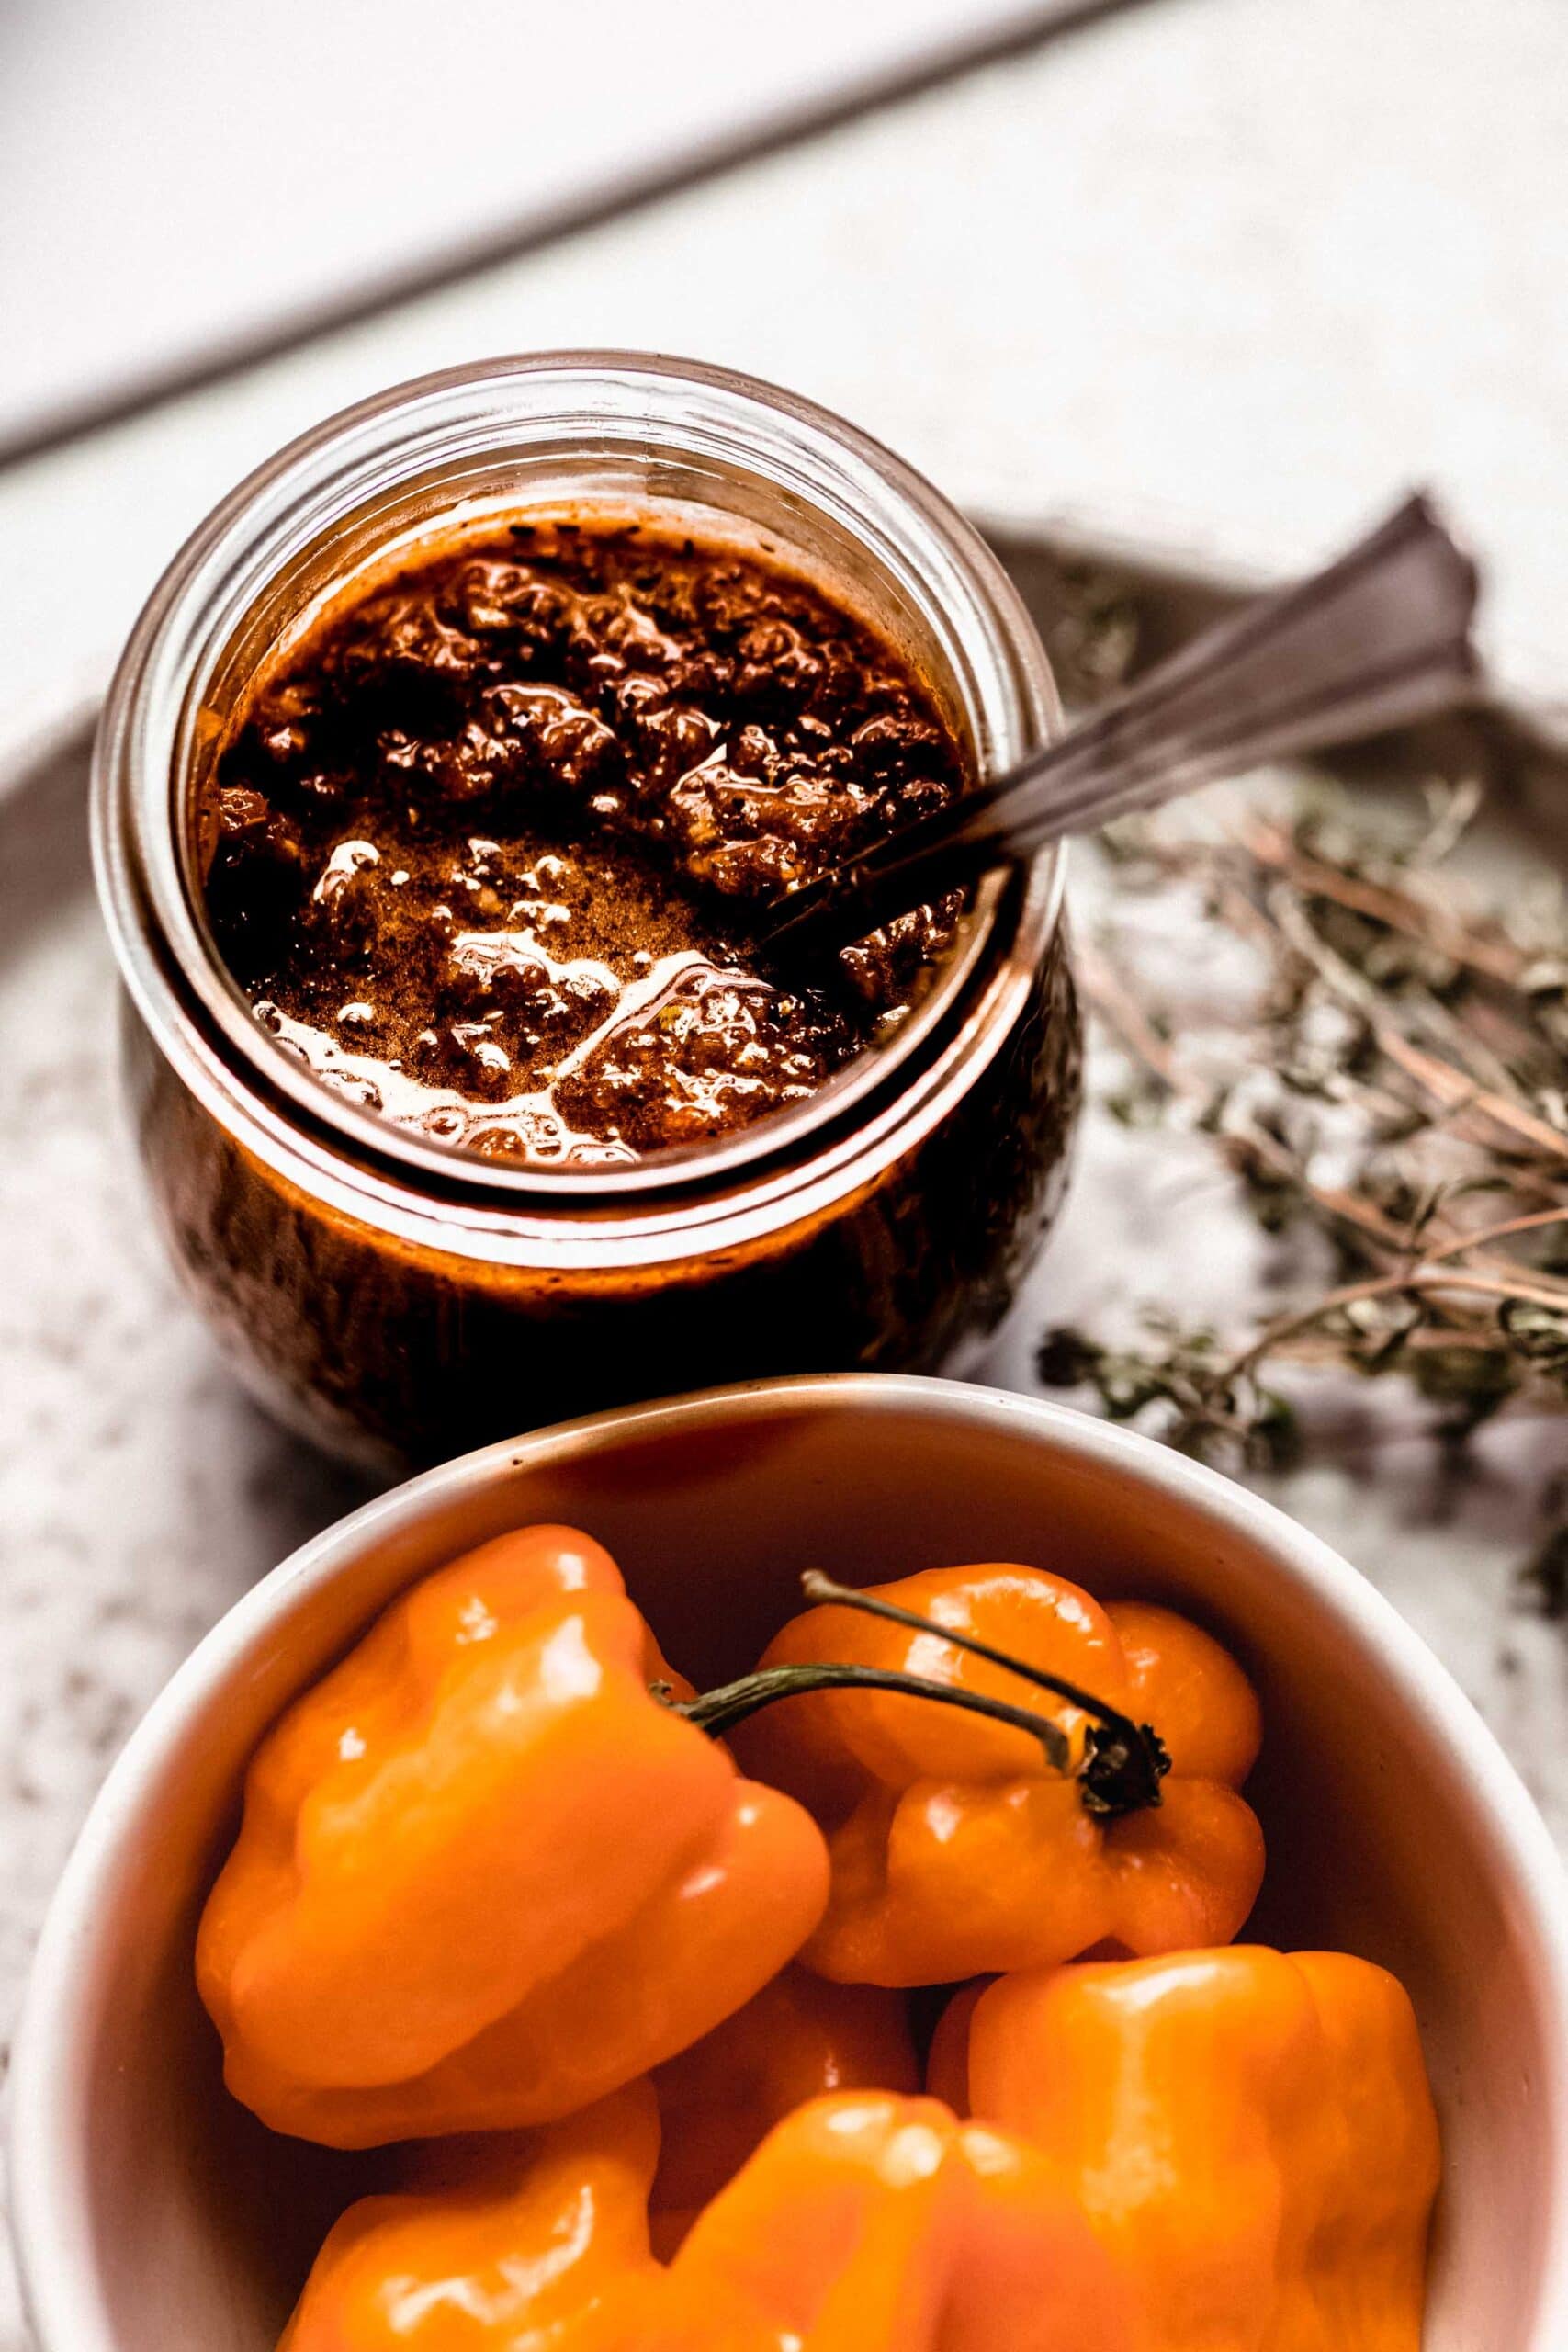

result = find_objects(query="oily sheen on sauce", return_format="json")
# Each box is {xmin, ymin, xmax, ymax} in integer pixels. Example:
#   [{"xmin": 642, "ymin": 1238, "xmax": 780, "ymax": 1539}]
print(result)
[{"xmin": 201, "ymin": 523, "xmax": 968, "ymax": 1165}]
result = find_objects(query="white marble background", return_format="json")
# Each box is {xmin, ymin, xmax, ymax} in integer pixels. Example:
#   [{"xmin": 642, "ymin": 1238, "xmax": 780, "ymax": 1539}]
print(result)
[{"xmin": 4, "ymin": 2, "xmax": 1568, "ymax": 2341}]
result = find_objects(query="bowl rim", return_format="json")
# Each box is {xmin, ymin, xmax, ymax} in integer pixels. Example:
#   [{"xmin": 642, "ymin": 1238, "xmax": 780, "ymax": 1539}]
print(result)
[{"xmin": 12, "ymin": 1369, "xmax": 1568, "ymax": 2351}]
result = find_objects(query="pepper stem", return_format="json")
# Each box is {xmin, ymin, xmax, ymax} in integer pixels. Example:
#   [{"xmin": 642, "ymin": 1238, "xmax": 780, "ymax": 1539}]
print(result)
[
  {"xmin": 796, "ymin": 1570, "xmax": 1169, "ymax": 1817},
  {"xmin": 668, "ymin": 1664, "xmax": 1071, "ymax": 1772}
]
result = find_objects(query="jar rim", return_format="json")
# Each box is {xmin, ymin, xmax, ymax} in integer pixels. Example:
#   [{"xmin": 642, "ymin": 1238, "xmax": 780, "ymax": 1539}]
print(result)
[{"xmin": 93, "ymin": 349, "xmax": 1065, "ymax": 1234}]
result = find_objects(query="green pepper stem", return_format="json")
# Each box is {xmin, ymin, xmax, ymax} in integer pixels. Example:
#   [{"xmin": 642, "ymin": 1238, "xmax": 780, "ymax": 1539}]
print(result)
[
  {"xmin": 796, "ymin": 1571, "xmax": 1169, "ymax": 1817},
  {"xmin": 671, "ymin": 1662, "xmax": 1071, "ymax": 1772}
]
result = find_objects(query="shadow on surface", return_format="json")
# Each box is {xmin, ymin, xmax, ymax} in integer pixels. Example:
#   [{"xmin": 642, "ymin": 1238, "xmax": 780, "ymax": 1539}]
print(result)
[{"xmin": 0, "ymin": 721, "xmax": 95, "ymax": 971}]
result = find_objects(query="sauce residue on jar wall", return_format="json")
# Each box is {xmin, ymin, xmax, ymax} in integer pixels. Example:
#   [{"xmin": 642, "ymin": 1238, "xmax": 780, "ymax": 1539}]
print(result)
[{"xmin": 198, "ymin": 521, "xmax": 969, "ymax": 1165}]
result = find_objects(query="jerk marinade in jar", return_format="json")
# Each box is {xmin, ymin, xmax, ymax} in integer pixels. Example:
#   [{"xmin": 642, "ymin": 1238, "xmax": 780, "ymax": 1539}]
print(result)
[
  {"xmin": 202, "ymin": 521, "xmax": 971, "ymax": 1167},
  {"xmin": 96, "ymin": 356, "xmax": 1081, "ymax": 1465}
]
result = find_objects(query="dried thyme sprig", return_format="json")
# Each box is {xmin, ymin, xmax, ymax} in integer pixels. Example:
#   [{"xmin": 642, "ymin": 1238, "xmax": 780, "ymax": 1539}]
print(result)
[{"xmin": 1045, "ymin": 769, "xmax": 1568, "ymax": 1461}]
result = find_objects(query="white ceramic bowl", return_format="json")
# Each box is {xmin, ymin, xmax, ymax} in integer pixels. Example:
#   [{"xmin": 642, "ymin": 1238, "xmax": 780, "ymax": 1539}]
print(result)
[{"xmin": 12, "ymin": 1374, "xmax": 1568, "ymax": 2350}]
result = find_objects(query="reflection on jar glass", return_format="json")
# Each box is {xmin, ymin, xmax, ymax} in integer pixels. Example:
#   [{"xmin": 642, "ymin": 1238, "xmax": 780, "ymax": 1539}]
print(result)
[{"xmin": 95, "ymin": 353, "xmax": 1081, "ymax": 1468}]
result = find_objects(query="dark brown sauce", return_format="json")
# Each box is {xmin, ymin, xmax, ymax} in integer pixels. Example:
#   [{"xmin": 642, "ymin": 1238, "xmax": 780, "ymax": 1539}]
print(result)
[{"xmin": 201, "ymin": 523, "xmax": 967, "ymax": 1163}]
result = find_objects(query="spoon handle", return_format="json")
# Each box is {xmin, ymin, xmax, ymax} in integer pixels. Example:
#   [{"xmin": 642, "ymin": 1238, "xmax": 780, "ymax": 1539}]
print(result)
[{"xmin": 761, "ymin": 492, "xmax": 1480, "ymax": 958}]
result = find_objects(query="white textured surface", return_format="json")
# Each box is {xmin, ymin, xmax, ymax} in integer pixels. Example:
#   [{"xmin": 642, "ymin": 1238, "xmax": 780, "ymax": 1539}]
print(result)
[
  {"xmin": 5, "ymin": 4, "xmax": 1568, "ymax": 2342},
  {"xmin": 0, "ymin": 0, "xmax": 1050, "ymax": 445},
  {"xmin": 4, "ymin": 0, "xmax": 1568, "ymax": 777}
]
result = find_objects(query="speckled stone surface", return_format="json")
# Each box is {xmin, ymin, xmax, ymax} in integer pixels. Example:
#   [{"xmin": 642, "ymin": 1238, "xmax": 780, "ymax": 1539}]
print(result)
[
  {"xmin": 4, "ymin": 722, "xmax": 1564, "ymax": 2346},
  {"xmin": 0, "ymin": 736, "xmax": 378, "ymax": 2346}
]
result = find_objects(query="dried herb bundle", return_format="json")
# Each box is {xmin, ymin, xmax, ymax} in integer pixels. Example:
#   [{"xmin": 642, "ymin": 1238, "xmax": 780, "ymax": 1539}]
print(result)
[{"xmin": 1037, "ymin": 772, "xmax": 1568, "ymax": 1470}]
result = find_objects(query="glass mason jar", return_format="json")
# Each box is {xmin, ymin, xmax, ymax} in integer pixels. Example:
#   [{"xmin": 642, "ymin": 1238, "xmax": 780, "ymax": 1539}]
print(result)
[{"xmin": 95, "ymin": 354, "xmax": 1081, "ymax": 1469}]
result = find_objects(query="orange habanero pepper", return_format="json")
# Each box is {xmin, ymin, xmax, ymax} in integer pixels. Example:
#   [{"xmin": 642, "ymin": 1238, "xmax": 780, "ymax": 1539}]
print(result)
[
  {"xmin": 197, "ymin": 1525, "xmax": 829, "ymax": 2146},
  {"xmin": 279, "ymin": 2079, "xmax": 661, "ymax": 2351},
  {"xmin": 282, "ymin": 2088, "xmax": 1136, "ymax": 2352},
  {"xmin": 647, "ymin": 2090, "xmax": 1136, "ymax": 2352},
  {"xmin": 931, "ymin": 1945, "xmax": 1441, "ymax": 2352},
  {"xmin": 648, "ymin": 1963, "xmax": 919, "ymax": 2254},
  {"xmin": 732, "ymin": 1565, "xmax": 1264, "ymax": 1984}
]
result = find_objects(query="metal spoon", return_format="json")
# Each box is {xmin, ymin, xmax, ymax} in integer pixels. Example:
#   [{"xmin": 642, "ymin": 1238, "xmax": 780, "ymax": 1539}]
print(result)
[{"xmin": 758, "ymin": 492, "xmax": 1480, "ymax": 961}]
